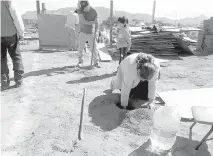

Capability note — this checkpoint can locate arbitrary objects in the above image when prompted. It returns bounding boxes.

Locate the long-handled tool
[90,32,97,66]
[78,88,87,140]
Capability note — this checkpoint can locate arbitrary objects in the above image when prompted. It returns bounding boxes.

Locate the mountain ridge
[22,7,209,26]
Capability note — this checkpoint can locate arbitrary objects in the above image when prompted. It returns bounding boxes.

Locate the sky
[12,0,213,19]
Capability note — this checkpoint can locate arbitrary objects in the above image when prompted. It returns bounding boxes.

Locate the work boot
[14,70,24,88]
[93,60,101,68]
[15,81,23,88]
[94,63,101,68]
[77,62,83,68]
[1,74,10,91]
[1,81,10,91]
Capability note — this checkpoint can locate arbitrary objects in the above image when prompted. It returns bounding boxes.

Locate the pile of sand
[121,108,154,136]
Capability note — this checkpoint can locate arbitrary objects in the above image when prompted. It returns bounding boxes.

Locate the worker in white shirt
[65,10,79,51]
[1,1,25,91]
[110,53,160,110]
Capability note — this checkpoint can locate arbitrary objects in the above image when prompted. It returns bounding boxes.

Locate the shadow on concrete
[128,137,210,156]
[88,93,127,131]
[24,66,77,78]
[66,72,116,84]
[32,49,68,53]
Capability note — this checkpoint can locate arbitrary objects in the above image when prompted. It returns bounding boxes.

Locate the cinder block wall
[196,17,213,53]
[37,14,70,49]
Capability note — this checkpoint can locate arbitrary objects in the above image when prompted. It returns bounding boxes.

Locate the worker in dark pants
[1,1,25,91]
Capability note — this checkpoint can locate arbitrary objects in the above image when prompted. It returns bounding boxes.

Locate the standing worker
[116,16,131,64]
[1,1,25,91]
[65,10,79,51]
[76,0,100,68]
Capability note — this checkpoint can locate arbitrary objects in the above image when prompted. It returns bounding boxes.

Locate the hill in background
[22,7,209,26]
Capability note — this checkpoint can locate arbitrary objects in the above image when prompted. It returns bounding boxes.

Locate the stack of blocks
[196,17,213,53]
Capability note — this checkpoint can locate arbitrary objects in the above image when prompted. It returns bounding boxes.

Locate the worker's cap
[78,0,90,9]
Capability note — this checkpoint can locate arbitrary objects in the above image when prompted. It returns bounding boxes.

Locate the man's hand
[147,103,157,111]
[116,102,128,110]
[146,99,158,111]
[94,30,99,37]
[127,46,131,52]
[18,35,24,41]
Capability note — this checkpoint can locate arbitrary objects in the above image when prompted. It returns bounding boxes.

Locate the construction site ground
[1,40,213,156]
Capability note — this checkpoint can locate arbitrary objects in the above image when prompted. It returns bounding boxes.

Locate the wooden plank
[177,38,197,54]
[97,43,112,62]
[130,31,179,56]
[131,47,175,49]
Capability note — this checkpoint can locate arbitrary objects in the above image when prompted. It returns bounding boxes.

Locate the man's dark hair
[118,17,126,24]
[80,1,89,9]
[74,9,77,13]
[118,16,129,27]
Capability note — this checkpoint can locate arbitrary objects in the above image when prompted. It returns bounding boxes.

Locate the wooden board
[177,38,194,54]
[158,88,213,119]
[97,43,112,62]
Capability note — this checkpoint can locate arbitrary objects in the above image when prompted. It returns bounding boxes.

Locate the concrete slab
[158,88,213,119]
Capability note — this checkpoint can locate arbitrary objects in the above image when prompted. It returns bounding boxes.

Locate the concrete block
[196,30,205,49]
[37,14,70,49]
[203,19,213,33]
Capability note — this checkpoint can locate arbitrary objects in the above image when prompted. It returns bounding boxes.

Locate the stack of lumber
[129,31,181,56]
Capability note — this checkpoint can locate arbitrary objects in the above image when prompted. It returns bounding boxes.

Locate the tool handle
[78,88,87,140]
[91,33,96,66]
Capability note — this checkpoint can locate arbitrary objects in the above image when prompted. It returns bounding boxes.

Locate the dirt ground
[1,40,213,156]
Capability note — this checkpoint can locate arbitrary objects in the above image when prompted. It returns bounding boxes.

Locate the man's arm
[9,1,25,38]
[121,68,133,107]
[148,60,160,104]
[121,82,131,108]
[124,30,131,47]
[94,15,99,33]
